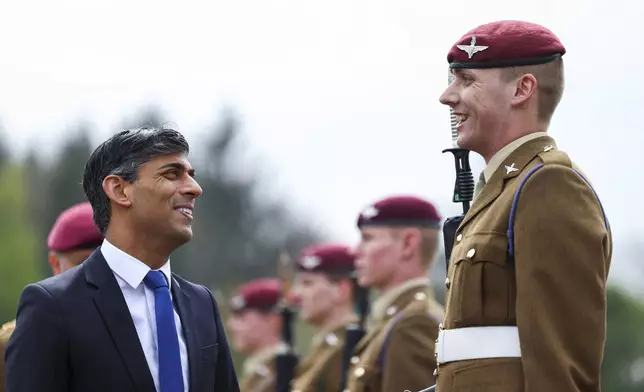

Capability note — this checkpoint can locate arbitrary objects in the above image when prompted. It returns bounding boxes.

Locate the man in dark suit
[5,124,240,392]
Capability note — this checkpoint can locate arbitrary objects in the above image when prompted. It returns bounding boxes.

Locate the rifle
[275,250,299,392]
[418,71,475,392]
[338,271,370,391]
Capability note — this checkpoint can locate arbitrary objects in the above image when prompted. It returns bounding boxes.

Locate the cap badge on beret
[230,295,246,311]
[457,36,489,59]
[360,205,379,219]
[300,255,321,270]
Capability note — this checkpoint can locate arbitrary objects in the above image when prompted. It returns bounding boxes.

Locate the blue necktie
[143,270,184,392]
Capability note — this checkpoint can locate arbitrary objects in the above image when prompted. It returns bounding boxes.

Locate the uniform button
[414,292,427,300]
[456,234,462,242]
[466,248,476,258]
[386,306,397,316]
[351,356,360,365]
[354,367,365,378]
[444,277,450,289]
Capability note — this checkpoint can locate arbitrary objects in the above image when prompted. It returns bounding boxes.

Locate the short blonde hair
[501,57,564,124]
[390,227,440,268]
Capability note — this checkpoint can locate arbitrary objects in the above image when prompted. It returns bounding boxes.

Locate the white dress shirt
[101,239,190,392]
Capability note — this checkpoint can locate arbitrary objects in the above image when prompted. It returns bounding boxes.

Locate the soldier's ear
[400,228,421,261]
[511,73,537,108]
[48,251,61,275]
[102,175,133,208]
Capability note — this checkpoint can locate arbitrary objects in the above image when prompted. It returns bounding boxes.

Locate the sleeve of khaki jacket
[381,314,438,392]
[1,337,6,392]
[514,164,610,391]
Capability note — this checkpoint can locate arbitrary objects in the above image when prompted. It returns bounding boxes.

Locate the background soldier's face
[226,309,277,354]
[292,272,346,325]
[439,68,514,157]
[48,248,95,275]
[124,153,202,245]
[354,227,400,289]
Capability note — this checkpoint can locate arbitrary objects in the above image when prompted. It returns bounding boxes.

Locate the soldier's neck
[319,306,356,332]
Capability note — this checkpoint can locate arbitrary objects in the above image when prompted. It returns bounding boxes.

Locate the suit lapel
[85,250,156,392]
[459,136,557,229]
[172,276,199,392]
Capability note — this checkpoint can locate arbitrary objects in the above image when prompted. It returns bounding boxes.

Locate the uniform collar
[243,342,286,377]
[100,239,173,290]
[310,312,358,348]
[483,132,548,182]
[370,277,430,322]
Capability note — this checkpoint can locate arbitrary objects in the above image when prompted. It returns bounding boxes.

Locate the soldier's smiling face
[439,68,515,159]
[354,227,401,289]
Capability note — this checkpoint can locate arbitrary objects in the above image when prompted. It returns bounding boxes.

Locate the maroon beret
[357,195,442,229]
[229,278,282,313]
[47,202,103,252]
[447,20,565,69]
[296,243,355,274]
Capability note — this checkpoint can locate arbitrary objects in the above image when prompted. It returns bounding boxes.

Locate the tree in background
[0,164,43,323]
[24,124,94,276]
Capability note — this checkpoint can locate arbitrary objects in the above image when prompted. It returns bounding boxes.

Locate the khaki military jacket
[240,343,284,392]
[436,136,612,392]
[0,319,16,392]
[346,278,444,392]
[292,314,358,392]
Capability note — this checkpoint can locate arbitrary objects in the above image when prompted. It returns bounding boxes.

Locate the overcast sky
[1,0,642,291]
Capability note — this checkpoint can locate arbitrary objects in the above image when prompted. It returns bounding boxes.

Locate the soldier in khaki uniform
[227,278,285,392]
[433,20,612,391]
[290,243,358,392]
[0,201,102,392]
[346,195,445,392]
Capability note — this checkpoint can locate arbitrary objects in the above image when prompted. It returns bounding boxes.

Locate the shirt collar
[483,132,548,182]
[100,239,172,290]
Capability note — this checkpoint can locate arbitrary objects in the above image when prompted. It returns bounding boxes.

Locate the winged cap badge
[457,36,489,59]
[360,205,379,219]
[230,295,246,310]
[300,255,321,270]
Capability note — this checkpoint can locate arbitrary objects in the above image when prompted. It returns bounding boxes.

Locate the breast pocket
[201,343,218,362]
[450,233,514,325]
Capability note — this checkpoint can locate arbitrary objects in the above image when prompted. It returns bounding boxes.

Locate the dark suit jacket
[4,248,240,392]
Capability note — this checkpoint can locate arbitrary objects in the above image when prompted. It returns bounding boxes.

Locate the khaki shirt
[240,343,285,392]
[291,314,358,392]
[437,135,612,391]
[0,319,16,392]
[346,278,444,392]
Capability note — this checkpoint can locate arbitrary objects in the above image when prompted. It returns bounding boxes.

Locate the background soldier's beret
[356,195,442,229]
[47,202,103,252]
[447,20,566,69]
[229,278,282,313]
[296,243,355,275]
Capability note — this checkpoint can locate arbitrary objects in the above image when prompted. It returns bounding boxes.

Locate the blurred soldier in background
[290,243,357,392]
[345,195,445,392]
[0,201,102,392]
[227,278,285,392]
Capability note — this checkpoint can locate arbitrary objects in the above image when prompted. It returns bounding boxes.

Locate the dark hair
[82,123,190,234]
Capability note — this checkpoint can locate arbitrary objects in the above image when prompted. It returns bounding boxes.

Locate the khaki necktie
[474,172,486,198]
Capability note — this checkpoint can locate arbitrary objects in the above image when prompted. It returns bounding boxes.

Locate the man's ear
[48,251,61,275]
[102,175,133,208]
[511,73,538,107]
[400,228,421,261]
